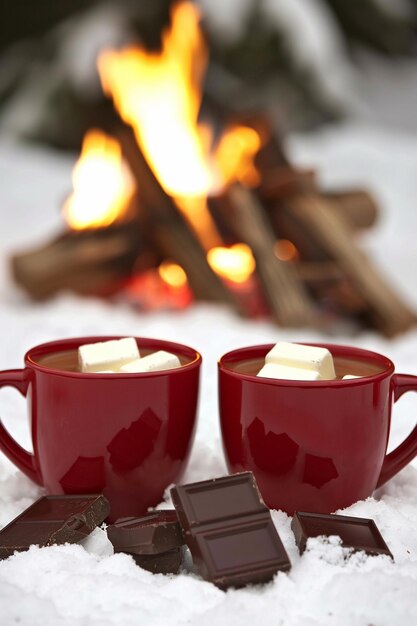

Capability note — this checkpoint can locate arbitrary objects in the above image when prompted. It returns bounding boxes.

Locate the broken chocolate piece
[107,510,185,575]
[0,494,110,560]
[291,511,393,558]
[107,510,183,555]
[171,472,291,589]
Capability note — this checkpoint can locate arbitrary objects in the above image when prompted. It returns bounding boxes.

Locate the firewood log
[215,183,317,327]
[288,192,416,336]
[11,215,154,300]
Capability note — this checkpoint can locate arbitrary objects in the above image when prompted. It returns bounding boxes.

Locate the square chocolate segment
[171,472,267,530]
[107,510,183,555]
[191,517,291,589]
[0,495,110,560]
[291,511,393,558]
[18,496,102,521]
[171,472,291,589]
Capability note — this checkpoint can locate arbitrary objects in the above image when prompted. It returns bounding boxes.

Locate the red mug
[219,343,417,514]
[0,336,201,521]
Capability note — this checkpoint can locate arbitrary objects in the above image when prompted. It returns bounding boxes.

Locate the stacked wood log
[249,115,416,335]
[10,115,416,336]
[11,213,155,299]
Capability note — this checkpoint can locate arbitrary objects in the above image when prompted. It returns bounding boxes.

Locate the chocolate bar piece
[171,472,291,589]
[107,511,183,555]
[107,511,184,575]
[0,495,110,560]
[291,511,393,558]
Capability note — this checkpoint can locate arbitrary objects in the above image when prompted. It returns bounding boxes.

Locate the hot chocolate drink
[36,347,190,372]
[224,354,385,380]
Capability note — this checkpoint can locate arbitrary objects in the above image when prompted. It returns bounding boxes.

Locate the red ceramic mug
[0,336,201,521]
[219,343,417,514]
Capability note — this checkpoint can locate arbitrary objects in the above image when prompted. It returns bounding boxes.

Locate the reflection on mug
[60,456,105,492]
[107,408,162,472]
[302,453,338,488]
[247,417,299,475]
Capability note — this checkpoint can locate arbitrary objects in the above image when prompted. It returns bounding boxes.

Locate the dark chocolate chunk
[107,511,185,575]
[107,510,183,555]
[291,511,393,558]
[171,472,291,589]
[0,494,110,560]
[172,472,267,529]
[131,547,184,575]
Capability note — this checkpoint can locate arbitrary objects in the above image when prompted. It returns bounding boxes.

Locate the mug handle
[0,369,43,485]
[377,373,417,488]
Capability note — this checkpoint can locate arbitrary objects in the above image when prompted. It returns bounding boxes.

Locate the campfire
[11,1,416,336]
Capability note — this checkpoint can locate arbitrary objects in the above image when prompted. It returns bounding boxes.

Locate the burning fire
[63,130,135,230]
[98,1,261,252]
[98,2,217,247]
[99,2,211,199]
[64,1,261,293]
[207,244,255,284]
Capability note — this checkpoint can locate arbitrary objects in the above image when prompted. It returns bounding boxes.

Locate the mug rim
[25,336,202,378]
[218,342,394,386]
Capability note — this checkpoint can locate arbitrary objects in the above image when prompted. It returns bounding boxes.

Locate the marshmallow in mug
[257,362,321,381]
[258,342,336,381]
[265,342,336,379]
[120,351,180,373]
[257,342,362,381]
[78,338,181,374]
[79,338,140,373]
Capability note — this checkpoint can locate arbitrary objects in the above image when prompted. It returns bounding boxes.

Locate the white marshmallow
[265,342,335,380]
[342,374,361,380]
[120,351,181,373]
[257,363,321,381]
[79,337,140,373]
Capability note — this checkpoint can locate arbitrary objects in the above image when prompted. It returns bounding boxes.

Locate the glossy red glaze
[0,337,201,522]
[219,343,417,514]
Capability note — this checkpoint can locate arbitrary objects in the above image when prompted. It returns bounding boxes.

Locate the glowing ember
[207,244,256,284]
[63,130,135,230]
[274,239,299,262]
[125,261,192,310]
[158,261,188,288]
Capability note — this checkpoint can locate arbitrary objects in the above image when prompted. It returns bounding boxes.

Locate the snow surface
[1,124,417,624]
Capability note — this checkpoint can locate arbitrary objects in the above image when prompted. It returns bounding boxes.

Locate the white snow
[1,124,417,624]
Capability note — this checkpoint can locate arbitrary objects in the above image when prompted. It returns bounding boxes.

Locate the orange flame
[207,244,256,284]
[99,4,212,199]
[98,2,220,248]
[63,129,135,230]
[98,1,262,251]
[214,125,261,188]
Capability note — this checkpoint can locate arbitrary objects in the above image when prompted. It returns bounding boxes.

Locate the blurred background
[1,0,417,339]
